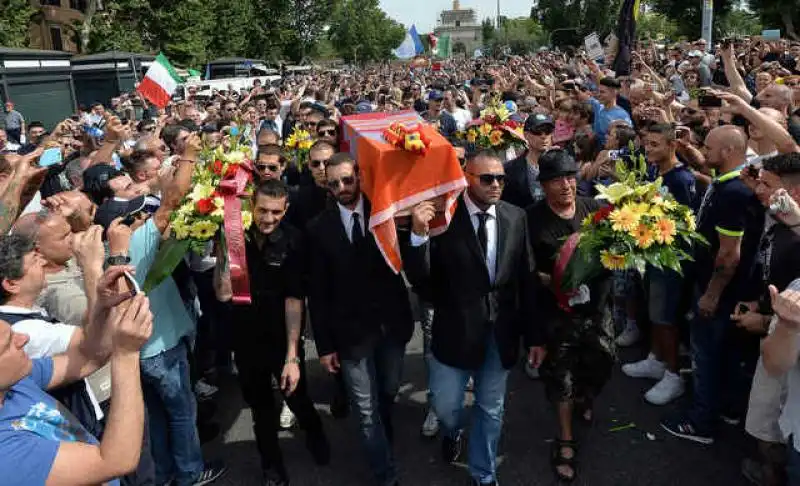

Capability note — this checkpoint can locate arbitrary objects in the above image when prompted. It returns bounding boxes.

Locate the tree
[206,0,258,61]
[635,11,679,41]
[718,6,763,37]
[149,0,214,66]
[485,17,545,54]
[748,0,800,40]
[328,0,405,63]
[532,0,623,45]
[79,0,150,53]
[0,0,37,48]
[650,0,733,39]
[482,18,495,44]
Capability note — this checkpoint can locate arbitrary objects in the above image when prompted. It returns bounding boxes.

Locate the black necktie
[477,212,489,260]
[352,213,364,245]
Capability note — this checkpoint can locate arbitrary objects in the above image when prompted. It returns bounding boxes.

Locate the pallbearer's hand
[410,201,436,237]
[320,353,340,374]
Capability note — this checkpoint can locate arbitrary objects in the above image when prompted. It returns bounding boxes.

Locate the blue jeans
[429,334,509,484]
[340,337,406,486]
[686,294,742,433]
[140,340,204,486]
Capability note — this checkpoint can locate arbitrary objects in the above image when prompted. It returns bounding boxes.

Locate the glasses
[310,158,329,169]
[318,129,337,137]
[327,175,356,190]
[256,164,281,172]
[787,82,800,87]
[467,172,506,186]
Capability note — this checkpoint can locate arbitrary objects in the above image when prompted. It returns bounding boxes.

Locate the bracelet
[104,254,131,269]
[285,357,301,365]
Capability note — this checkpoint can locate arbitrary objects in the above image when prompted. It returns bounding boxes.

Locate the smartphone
[698,95,723,108]
[39,147,63,167]
[608,150,621,161]
[121,207,144,226]
[122,270,141,295]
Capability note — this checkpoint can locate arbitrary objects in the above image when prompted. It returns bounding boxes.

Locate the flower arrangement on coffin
[383,122,432,155]
[143,139,255,301]
[555,153,708,308]
[284,126,314,166]
[463,97,525,151]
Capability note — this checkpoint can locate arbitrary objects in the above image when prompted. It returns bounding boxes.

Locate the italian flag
[137,53,181,108]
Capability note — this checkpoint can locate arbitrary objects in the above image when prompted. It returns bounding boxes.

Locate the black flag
[612,0,640,76]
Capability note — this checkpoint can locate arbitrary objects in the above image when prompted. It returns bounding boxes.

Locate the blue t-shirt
[660,164,698,210]
[129,218,195,359]
[694,170,765,306]
[589,98,633,147]
[0,358,120,486]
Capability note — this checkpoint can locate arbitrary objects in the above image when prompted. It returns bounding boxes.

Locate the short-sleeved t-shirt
[589,98,633,147]
[694,169,765,304]
[660,164,698,210]
[129,218,195,359]
[0,358,119,486]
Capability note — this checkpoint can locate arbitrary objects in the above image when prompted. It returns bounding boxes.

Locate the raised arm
[721,46,753,104]
[153,133,201,234]
[717,90,799,154]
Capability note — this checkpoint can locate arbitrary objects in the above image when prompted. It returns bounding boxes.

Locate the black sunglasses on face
[318,129,337,136]
[310,158,329,169]
[468,172,506,186]
[256,164,281,172]
[327,175,356,190]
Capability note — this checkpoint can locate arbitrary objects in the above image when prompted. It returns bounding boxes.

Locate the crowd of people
[2,33,800,486]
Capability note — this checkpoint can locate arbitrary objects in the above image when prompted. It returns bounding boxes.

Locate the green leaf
[142,238,191,293]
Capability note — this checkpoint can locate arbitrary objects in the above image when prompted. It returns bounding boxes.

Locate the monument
[433,0,482,57]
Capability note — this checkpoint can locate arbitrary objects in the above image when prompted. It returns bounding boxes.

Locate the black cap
[82,164,124,205]
[94,196,147,230]
[538,150,579,182]
[524,113,555,133]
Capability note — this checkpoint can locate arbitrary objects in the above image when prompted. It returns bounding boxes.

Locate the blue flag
[393,25,424,60]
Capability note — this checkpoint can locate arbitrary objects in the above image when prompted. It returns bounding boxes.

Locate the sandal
[551,439,578,483]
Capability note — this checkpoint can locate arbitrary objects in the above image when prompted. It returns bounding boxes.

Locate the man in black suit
[501,113,555,209]
[403,150,546,486]
[306,152,413,486]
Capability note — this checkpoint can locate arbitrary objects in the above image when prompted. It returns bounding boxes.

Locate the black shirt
[757,218,800,312]
[239,222,306,344]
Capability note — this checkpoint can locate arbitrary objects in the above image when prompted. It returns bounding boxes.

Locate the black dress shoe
[306,429,331,465]
[263,469,289,486]
[442,431,464,464]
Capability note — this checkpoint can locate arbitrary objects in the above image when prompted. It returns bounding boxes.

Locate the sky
[379,0,532,33]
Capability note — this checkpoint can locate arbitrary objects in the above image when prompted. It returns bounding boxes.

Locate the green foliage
[650,0,733,39]
[328,0,405,63]
[482,18,495,44]
[0,0,37,47]
[718,7,763,37]
[485,17,546,54]
[747,0,799,40]
[532,0,623,46]
[636,11,679,40]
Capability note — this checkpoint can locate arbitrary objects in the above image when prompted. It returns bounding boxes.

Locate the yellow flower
[171,218,190,240]
[299,140,314,151]
[466,130,478,143]
[653,218,677,245]
[211,197,225,219]
[285,133,297,148]
[225,151,246,163]
[609,205,641,233]
[600,250,627,271]
[595,182,634,204]
[241,210,253,229]
[648,205,665,218]
[684,212,697,231]
[189,183,215,203]
[630,223,655,249]
[662,199,678,210]
[629,202,650,216]
[489,130,504,146]
[479,123,492,136]
[582,214,593,227]
[189,220,219,240]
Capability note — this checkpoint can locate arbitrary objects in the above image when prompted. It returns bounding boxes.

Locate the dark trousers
[97,400,156,486]
[234,343,323,478]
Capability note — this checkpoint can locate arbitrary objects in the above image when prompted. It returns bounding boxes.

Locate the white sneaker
[421,409,440,437]
[279,402,296,429]
[621,354,666,380]
[194,379,219,399]
[615,326,641,347]
[645,371,685,405]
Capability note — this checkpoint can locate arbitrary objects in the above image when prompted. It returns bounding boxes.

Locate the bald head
[12,210,73,266]
[705,125,748,169]
[11,212,48,240]
[757,84,792,112]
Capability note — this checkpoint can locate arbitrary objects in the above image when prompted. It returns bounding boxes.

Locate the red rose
[593,204,614,223]
[195,197,216,215]
[211,160,224,176]
[224,164,239,179]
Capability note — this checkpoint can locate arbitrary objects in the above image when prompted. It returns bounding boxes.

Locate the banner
[394,25,425,60]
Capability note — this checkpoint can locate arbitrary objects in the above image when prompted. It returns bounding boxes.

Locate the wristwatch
[104,254,131,269]
[285,357,301,365]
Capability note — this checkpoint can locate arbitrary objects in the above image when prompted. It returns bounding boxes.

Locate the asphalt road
[202,324,752,486]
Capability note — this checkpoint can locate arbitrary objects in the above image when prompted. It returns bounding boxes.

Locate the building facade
[433,0,482,56]
[28,0,88,53]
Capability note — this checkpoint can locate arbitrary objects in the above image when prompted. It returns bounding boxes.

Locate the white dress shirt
[411,193,498,283]
[338,196,366,243]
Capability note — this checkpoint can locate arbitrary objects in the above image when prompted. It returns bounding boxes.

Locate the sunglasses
[318,129,337,136]
[468,172,506,186]
[256,164,281,172]
[787,82,800,87]
[310,158,329,169]
[327,175,356,190]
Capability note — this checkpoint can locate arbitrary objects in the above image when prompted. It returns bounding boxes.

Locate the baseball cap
[538,150,579,182]
[83,164,125,205]
[524,113,555,133]
[428,90,444,101]
[94,196,147,231]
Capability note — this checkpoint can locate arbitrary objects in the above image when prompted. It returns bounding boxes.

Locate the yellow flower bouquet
[284,126,314,166]
[556,154,707,299]
[463,97,525,151]
[143,137,255,297]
